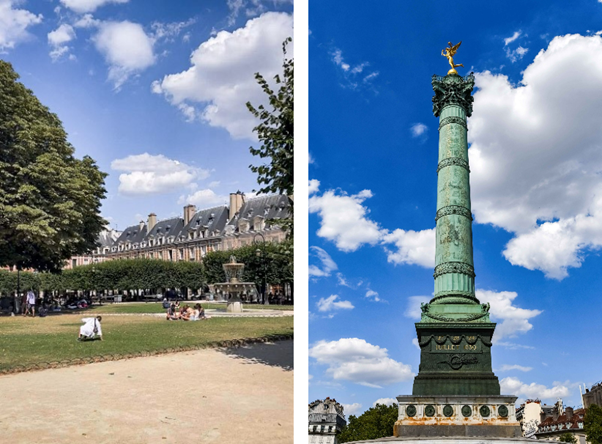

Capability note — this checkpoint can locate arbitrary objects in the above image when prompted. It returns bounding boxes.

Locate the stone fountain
[212,256,257,313]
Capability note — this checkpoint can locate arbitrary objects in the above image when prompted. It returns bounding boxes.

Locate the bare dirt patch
[0,347,292,444]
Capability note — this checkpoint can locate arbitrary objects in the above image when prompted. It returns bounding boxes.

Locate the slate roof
[536,408,585,434]
[180,205,229,239]
[114,224,147,245]
[97,229,121,248]
[147,217,184,240]
[225,194,290,233]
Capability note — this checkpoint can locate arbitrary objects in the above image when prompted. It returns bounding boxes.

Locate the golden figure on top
[441,41,463,75]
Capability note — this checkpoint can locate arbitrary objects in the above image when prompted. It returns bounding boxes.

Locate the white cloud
[308,179,320,195]
[150,18,195,41]
[342,403,362,416]
[373,398,397,407]
[404,296,431,319]
[506,46,529,63]
[504,30,522,46]
[59,0,128,13]
[337,273,352,288]
[476,290,542,342]
[178,189,227,207]
[48,24,75,61]
[365,289,380,302]
[316,295,354,312]
[0,0,42,52]
[329,47,379,89]
[382,228,435,268]
[410,123,427,137]
[500,377,570,401]
[152,12,293,140]
[470,34,602,279]
[308,246,337,278]
[412,338,420,350]
[111,153,209,196]
[499,364,533,372]
[309,338,414,388]
[497,342,535,350]
[73,13,99,29]
[309,189,383,252]
[93,20,155,89]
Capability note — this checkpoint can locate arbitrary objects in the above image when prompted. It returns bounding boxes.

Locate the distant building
[65,192,290,266]
[534,405,587,444]
[516,399,547,437]
[308,398,346,444]
[583,381,602,409]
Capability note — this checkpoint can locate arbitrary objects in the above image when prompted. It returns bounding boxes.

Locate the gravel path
[0,342,293,444]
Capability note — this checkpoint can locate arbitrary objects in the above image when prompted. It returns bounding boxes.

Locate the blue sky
[309,0,602,417]
[0,0,292,231]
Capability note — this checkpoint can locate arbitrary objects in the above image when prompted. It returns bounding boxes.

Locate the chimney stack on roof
[565,407,574,420]
[229,191,245,220]
[148,213,157,232]
[184,204,196,225]
[139,220,145,231]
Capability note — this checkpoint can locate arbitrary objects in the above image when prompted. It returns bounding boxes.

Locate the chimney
[183,204,196,225]
[139,220,145,231]
[148,213,157,232]
[229,191,245,220]
[565,407,574,420]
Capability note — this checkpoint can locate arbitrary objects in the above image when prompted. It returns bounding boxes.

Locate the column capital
[432,73,475,117]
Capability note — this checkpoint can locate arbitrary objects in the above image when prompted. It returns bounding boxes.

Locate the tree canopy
[247,37,293,236]
[338,403,398,443]
[0,60,107,272]
[585,404,602,444]
[558,432,577,443]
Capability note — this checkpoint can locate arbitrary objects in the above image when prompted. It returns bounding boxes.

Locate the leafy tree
[247,37,293,236]
[585,404,602,444]
[0,60,107,272]
[339,404,398,443]
[558,432,577,443]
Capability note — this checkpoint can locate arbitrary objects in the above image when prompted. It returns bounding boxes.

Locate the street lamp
[253,233,268,305]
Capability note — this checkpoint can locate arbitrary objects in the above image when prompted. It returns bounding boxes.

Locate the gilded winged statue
[441,41,463,75]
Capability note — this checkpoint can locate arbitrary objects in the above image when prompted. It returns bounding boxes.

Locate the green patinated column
[412,73,500,396]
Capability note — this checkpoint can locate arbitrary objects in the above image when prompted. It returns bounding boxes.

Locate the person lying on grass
[78,316,103,341]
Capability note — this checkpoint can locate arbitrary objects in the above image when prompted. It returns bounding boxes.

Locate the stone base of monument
[226,300,243,313]
[393,396,521,439]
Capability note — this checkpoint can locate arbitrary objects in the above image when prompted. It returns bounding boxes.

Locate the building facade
[534,406,587,443]
[583,381,602,409]
[64,192,290,268]
[308,398,346,444]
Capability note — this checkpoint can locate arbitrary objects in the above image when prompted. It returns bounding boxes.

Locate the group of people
[164,300,207,321]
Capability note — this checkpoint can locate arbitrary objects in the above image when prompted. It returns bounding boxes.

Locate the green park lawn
[85,302,294,314]
[0,314,293,373]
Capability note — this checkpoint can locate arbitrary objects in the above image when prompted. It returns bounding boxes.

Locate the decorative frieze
[433,262,475,279]
[436,157,470,174]
[432,73,476,117]
[439,116,467,131]
[435,205,473,222]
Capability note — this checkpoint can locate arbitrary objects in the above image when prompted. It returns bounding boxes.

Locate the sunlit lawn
[0,315,293,372]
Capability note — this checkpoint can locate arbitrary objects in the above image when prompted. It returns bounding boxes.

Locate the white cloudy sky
[0,0,293,230]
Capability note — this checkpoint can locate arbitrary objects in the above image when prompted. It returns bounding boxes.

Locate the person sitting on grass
[180,305,192,321]
[190,304,207,321]
[166,303,180,321]
[78,316,103,341]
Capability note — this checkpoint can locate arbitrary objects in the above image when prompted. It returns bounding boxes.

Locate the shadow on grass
[222,339,293,371]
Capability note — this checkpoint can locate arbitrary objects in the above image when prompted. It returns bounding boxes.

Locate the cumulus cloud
[48,24,76,61]
[178,189,227,207]
[316,295,354,312]
[373,398,397,407]
[500,377,570,401]
[0,0,42,52]
[342,403,362,416]
[308,246,337,278]
[308,179,320,195]
[476,290,542,342]
[504,30,522,46]
[60,0,128,13]
[309,338,414,388]
[470,34,602,279]
[309,189,383,252]
[410,123,427,138]
[499,364,533,372]
[93,20,155,89]
[226,0,292,27]
[111,153,210,196]
[382,228,435,268]
[506,46,528,63]
[152,12,293,139]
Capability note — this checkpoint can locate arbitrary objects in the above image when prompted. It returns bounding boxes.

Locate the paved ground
[0,341,293,444]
